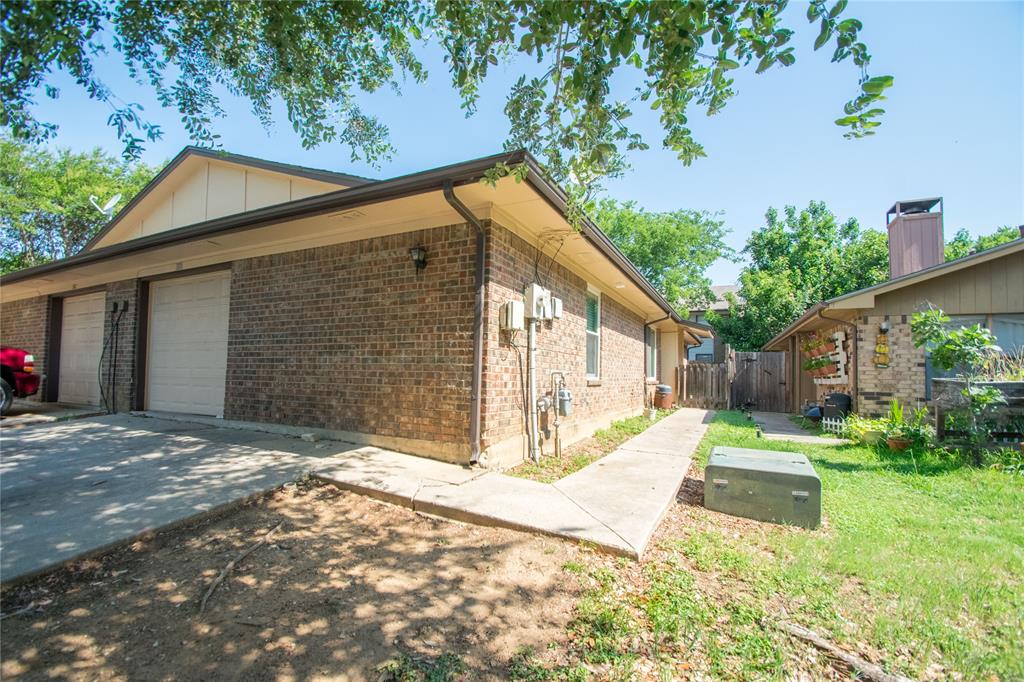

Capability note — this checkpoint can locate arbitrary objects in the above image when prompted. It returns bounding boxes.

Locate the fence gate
[730,351,788,412]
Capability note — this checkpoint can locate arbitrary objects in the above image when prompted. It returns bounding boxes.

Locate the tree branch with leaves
[3,0,892,196]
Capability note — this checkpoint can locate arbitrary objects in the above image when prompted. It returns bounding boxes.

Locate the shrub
[911,307,1007,464]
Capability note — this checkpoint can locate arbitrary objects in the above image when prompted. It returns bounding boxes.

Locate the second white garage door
[58,292,106,406]
[147,271,230,416]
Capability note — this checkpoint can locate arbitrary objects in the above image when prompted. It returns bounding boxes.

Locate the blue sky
[24,1,1023,283]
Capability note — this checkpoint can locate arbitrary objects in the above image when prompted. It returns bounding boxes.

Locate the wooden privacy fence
[677,350,789,412]
[678,359,731,409]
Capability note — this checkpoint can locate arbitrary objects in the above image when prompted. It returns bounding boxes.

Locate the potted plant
[819,340,837,355]
[841,414,887,444]
[881,398,933,452]
[885,422,913,451]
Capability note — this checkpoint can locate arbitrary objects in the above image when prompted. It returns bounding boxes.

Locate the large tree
[944,226,1020,261]
[0,137,156,273]
[593,199,732,315]
[2,1,891,196]
[709,201,888,351]
[713,206,1023,351]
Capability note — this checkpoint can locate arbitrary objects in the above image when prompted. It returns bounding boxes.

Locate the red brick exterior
[2,220,658,466]
[481,222,649,466]
[0,295,51,401]
[224,224,477,461]
[101,280,142,412]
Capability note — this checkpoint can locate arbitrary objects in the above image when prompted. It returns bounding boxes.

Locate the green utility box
[705,446,821,529]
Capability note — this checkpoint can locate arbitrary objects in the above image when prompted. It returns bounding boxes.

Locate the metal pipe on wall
[442,181,486,465]
[527,318,540,462]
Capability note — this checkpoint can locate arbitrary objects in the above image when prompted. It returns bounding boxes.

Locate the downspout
[443,181,486,465]
[644,314,671,409]
[817,309,858,411]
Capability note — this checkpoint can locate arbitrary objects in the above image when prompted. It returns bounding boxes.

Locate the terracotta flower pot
[820,342,836,354]
[886,437,912,451]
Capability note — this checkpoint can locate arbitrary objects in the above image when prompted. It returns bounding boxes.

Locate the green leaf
[719,58,740,70]
[814,23,832,50]
[829,0,848,18]
[861,75,894,94]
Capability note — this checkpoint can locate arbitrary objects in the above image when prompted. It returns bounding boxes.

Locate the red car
[1,346,41,414]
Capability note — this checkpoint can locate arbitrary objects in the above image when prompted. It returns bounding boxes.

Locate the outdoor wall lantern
[409,246,427,271]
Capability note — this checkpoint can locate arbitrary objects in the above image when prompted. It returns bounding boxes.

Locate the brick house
[763,199,1024,415]
[0,147,709,468]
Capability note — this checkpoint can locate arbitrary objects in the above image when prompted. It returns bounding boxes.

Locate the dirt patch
[1,482,581,680]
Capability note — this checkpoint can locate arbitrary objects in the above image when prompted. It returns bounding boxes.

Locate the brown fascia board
[81,146,378,252]
[761,302,830,351]
[3,149,681,322]
[2,149,524,285]
[518,155,683,323]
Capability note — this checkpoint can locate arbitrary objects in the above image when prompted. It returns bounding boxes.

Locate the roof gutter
[443,181,486,466]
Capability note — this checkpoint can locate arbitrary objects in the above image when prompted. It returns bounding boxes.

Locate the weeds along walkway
[315,408,711,558]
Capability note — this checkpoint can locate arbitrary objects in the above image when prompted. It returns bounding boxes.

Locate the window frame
[585,287,601,379]
[645,326,658,380]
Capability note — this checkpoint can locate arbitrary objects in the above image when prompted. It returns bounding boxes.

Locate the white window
[645,327,658,379]
[586,290,601,377]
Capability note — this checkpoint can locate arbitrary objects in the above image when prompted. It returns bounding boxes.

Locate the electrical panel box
[500,300,526,331]
[524,283,552,319]
[551,297,563,319]
[704,446,821,529]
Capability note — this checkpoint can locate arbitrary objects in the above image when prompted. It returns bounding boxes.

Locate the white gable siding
[91,159,346,249]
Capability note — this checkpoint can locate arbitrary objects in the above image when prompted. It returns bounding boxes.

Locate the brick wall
[482,222,648,467]
[100,280,141,412]
[856,314,927,416]
[225,223,477,462]
[0,295,51,401]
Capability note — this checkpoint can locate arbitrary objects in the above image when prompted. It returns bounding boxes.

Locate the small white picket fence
[820,416,845,435]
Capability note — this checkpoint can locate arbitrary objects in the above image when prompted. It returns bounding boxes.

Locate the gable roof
[1,149,688,325]
[82,146,375,252]
[762,236,1024,350]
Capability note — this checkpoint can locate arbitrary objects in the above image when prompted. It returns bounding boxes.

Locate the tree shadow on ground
[0,485,581,680]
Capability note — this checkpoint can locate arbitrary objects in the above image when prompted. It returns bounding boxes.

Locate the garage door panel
[148,271,230,416]
[58,292,105,406]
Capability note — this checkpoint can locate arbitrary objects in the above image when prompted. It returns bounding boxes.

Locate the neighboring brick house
[764,199,1024,415]
[0,147,707,468]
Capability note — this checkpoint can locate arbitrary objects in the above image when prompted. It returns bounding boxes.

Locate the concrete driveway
[0,414,359,584]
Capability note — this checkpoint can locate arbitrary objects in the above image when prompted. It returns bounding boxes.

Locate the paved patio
[2,408,711,584]
[0,415,357,584]
[316,408,712,558]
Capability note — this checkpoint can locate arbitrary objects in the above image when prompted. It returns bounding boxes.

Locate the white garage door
[59,292,106,406]
[147,271,230,416]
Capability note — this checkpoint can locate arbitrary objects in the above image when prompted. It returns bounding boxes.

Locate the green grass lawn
[513,410,1024,680]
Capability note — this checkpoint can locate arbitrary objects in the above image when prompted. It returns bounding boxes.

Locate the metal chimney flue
[886,197,944,279]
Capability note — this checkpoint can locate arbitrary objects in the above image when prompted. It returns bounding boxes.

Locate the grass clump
[377,652,465,682]
[509,409,674,483]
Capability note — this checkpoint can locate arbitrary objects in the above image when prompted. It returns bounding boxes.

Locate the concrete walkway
[316,408,711,558]
[752,411,847,446]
